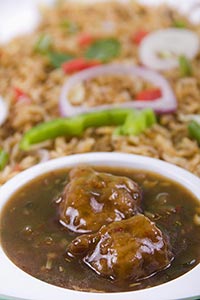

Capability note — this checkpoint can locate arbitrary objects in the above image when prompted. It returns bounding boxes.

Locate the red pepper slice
[136,88,162,101]
[13,87,31,104]
[78,33,94,47]
[62,58,101,74]
[131,30,148,45]
[14,87,27,100]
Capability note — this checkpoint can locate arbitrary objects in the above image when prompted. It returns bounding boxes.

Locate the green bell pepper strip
[20,108,156,151]
[82,108,131,128]
[0,149,9,171]
[113,109,156,136]
[143,108,157,127]
[188,121,200,144]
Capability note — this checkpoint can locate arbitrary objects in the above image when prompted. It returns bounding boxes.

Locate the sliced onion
[0,96,8,126]
[179,114,200,124]
[59,64,177,117]
[139,28,200,70]
[37,149,50,163]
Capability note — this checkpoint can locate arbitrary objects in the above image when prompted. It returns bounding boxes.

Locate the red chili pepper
[135,88,162,101]
[62,58,101,74]
[131,30,148,45]
[78,33,94,47]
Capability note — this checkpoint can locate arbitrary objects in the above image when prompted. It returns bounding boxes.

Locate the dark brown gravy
[0,166,200,292]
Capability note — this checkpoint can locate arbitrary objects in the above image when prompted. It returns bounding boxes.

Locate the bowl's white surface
[0,152,200,300]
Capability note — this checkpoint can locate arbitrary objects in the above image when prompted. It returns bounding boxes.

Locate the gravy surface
[0,166,200,292]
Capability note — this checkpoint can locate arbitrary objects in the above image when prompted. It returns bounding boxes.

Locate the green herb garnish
[47,52,75,68]
[179,55,193,77]
[34,34,52,54]
[188,121,200,144]
[0,149,9,171]
[85,38,121,62]
[60,20,79,34]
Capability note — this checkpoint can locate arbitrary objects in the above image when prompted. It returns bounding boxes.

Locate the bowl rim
[0,152,200,300]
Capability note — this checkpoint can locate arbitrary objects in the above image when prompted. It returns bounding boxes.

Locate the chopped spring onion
[179,55,193,77]
[85,38,121,62]
[60,20,79,34]
[188,121,200,144]
[34,34,52,54]
[0,149,9,171]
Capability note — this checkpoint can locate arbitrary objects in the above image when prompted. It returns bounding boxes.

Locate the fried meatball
[67,214,173,281]
[59,166,142,233]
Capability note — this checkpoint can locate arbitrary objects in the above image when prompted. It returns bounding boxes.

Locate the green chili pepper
[47,52,75,68]
[20,108,156,151]
[179,55,192,77]
[188,121,200,144]
[85,38,121,62]
[34,34,53,54]
[0,149,9,171]
[173,20,186,28]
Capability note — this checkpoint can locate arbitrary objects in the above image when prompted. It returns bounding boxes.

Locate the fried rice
[0,0,200,185]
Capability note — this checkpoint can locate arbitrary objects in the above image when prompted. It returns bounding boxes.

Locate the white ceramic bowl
[0,152,200,300]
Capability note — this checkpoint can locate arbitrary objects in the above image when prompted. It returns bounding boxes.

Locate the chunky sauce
[0,166,200,292]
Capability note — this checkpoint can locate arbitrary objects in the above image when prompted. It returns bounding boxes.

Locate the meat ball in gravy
[59,166,142,233]
[67,214,173,282]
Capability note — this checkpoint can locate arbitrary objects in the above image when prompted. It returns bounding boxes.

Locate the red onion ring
[59,64,177,117]
[0,96,8,126]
